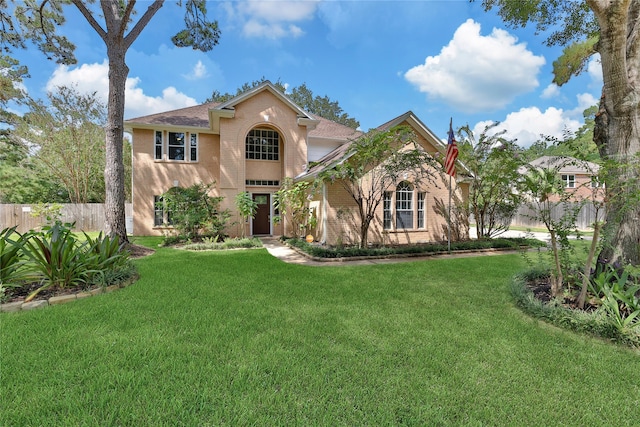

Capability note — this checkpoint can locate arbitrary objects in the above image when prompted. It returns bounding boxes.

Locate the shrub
[0,227,32,288]
[161,182,230,242]
[19,222,96,301]
[283,237,542,259]
[512,269,639,348]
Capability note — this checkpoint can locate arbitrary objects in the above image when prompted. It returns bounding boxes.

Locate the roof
[125,101,220,128]
[297,110,471,180]
[522,156,600,175]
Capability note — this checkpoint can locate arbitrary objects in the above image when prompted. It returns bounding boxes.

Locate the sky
[10,0,603,147]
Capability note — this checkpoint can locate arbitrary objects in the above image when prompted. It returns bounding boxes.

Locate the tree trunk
[590,0,640,267]
[578,221,601,309]
[103,43,129,243]
[549,229,564,297]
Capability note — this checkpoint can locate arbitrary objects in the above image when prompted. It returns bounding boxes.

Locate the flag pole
[448,173,452,253]
[445,117,457,254]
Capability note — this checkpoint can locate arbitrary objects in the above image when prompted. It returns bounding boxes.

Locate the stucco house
[124,81,468,245]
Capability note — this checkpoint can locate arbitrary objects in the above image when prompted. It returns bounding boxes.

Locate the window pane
[168,132,185,160]
[396,211,413,229]
[190,133,197,162]
[155,131,163,160]
[245,128,279,160]
[154,196,163,226]
[383,192,392,230]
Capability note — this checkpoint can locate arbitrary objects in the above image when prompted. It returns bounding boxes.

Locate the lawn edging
[0,274,139,313]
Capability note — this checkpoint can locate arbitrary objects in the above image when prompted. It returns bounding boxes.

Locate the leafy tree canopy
[206,77,360,129]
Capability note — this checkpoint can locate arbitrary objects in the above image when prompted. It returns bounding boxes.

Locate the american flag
[444,118,458,177]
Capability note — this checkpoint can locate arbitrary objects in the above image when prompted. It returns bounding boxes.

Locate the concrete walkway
[260,237,527,267]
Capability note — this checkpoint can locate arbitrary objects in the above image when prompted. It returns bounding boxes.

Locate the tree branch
[70,0,106,40]
[123,0,164,50]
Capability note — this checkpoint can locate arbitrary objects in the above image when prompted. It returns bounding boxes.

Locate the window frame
[190,133,198,162]
[417,192,426,229]
[383,191,392,230]
[154,130,198,162]
[561,174,575,188]
[246,128,280,161]
[395,181,414,230]
[154,130,163,160]
[168,131,186,161]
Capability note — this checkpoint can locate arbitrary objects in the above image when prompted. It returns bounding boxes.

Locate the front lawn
[1,241,638,425]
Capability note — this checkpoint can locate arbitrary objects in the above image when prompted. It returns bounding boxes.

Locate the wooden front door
[252,193,271,235]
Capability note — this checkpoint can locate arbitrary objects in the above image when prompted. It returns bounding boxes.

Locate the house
[124,81,469,245]
[521,156,604,202]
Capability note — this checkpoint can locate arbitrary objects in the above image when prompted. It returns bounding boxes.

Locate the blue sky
[12,0,602,147]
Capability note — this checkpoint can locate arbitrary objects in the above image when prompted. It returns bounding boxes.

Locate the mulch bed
[3,244,153,304]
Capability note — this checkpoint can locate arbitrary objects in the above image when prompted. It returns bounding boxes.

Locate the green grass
[1,242,638,426]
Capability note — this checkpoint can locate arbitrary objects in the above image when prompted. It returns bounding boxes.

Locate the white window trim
[189,133,198,162]
[154,130,163,161]
[561,174,575,188]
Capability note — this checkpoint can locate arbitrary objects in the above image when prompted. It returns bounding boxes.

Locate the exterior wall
[217,90,308,237]
[320,172,467,246]
[133,90,309,237]
[315,119,470,246]
[132,129,219,236]
[548,173,605,202]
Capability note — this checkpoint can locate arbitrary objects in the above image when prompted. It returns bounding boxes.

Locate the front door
[252,193,271,235]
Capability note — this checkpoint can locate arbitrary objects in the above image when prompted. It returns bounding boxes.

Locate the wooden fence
[0,204,133,234]
[510,202,603,230]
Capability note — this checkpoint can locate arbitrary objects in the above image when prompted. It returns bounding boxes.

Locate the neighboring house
[124,81,468,245]
[520,156,604,202]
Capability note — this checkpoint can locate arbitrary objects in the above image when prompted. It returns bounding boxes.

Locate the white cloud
[45,61,197,119]
[541,84,560,99]
[473,106,581,147]
[588,54,603,85]
[182,60,208,80]
[226,0,317,39]
[404,19,545,113]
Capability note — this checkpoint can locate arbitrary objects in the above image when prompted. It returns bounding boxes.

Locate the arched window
[246,128,280,160]
[395,181,413,229]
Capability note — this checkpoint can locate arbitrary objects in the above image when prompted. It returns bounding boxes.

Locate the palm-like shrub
[20,222,96,302]
[0,227,32,288]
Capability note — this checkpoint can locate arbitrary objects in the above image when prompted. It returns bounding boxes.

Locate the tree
[207,79,360,129]
[519,163,583,298]
[273,178,317,238]
[288,83,360,129]
[481,0,640,266]
[457,122,523,239]
[3,0,221,243]
[319,126,438,248]
[235,191,258,238]
[13,86,107,203]
[161,182,229,241]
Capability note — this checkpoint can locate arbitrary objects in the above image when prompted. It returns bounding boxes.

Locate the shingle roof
[523,156,600,175]
[125,102,221,128]
[308,114,362,140]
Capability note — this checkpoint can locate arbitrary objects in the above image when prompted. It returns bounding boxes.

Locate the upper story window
[155,131,163,160]
[168,132,186,160]
[154,131,198,162]
[246,128,279,161]
[561,174,575,188]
